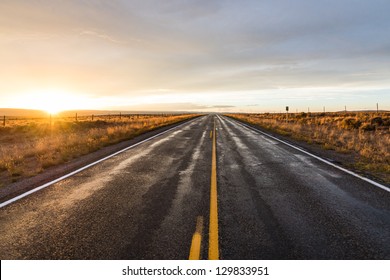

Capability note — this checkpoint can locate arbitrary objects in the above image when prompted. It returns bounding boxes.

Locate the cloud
[211,105,236,109]
[0,0,389,111]
[78,30,126,45]
[109,102,214,111]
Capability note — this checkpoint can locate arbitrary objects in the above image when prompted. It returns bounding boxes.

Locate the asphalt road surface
[0,115,389,259]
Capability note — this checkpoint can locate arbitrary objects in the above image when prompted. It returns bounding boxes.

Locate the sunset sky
[1,0,389,113]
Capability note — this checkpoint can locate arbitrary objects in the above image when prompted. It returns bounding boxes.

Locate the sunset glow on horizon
[1,0,389,113]
[6,89,96,115]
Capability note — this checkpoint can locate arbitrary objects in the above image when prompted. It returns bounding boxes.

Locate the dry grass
[226,112,390,183]
[0,114,198,187]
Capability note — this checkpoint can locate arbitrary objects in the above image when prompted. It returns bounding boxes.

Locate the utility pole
[377,103,379,113]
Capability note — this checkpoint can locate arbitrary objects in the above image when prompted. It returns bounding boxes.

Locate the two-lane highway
[0,114,389,259]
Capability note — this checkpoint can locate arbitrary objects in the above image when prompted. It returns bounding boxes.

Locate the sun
[41,95,65,115]
[16,89,88,114]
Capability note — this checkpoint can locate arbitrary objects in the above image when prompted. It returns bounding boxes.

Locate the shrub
[371,117,383,127]
[341,118,361,129]
[360,123,376,132]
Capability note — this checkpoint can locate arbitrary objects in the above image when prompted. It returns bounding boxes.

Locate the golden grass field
[0,113,197,188]
[226,112,390,184]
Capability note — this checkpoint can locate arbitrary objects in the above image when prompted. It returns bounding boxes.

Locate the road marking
[189,216,204,260]
[220,115,390,194]
[0,117,203,209]
[209,119,220,260]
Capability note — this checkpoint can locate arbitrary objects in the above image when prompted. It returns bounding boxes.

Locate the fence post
[285,106,289,123]
[76,113,78,122]
[3,115,5,127]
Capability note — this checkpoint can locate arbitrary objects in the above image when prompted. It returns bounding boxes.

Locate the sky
[0,0,389,113]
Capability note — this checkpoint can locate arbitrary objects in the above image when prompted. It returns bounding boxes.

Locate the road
[0,115,389,259]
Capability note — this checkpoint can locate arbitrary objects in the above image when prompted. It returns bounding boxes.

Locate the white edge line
[0,117,201,209]
[219,115,390,193]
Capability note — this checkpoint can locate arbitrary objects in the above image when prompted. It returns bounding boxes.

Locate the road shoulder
[0,117,200,203]
[225,115,389,187]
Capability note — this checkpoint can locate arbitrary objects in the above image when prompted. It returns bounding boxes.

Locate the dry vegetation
[227,112,390,183]
[0,114,198,187]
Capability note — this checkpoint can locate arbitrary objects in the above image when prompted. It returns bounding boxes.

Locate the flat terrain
[0,115,389,259]
[0,113,196,187]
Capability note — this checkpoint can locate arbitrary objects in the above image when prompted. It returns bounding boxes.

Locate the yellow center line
[189,216,204,260]
[209,119,219,260]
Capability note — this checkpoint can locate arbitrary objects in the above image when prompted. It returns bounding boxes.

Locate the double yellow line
[189,119,219,260]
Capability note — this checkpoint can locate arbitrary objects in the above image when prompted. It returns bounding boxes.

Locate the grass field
[226,112,390,184]
[0,113,198,188]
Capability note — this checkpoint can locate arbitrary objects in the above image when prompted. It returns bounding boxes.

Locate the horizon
[1,107,389,118]
[1,1,389,113]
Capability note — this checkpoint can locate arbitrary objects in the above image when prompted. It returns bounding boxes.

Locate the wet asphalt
[0,115,389,259]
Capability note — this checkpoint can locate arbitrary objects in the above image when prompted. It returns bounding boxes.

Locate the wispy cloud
[78,30,126,45]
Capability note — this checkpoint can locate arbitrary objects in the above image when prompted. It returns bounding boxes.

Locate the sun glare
[15,89,89,114]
